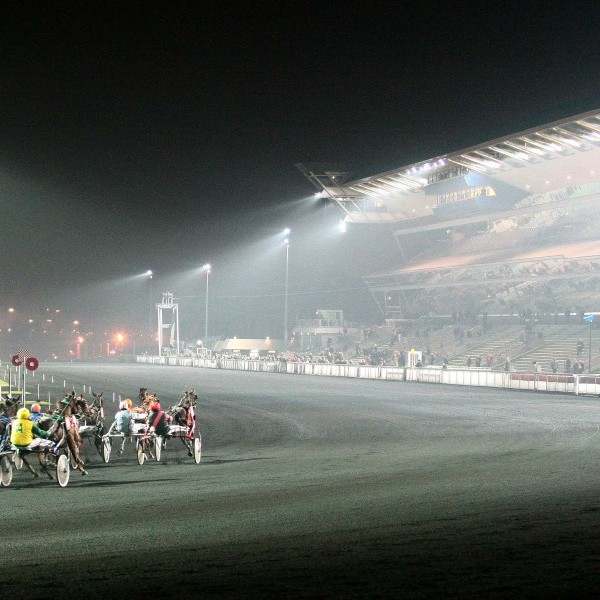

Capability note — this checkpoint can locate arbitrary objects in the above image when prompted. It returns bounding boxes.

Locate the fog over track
[4,363,600,598]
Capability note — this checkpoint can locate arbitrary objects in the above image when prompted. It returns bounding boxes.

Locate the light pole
[283,229,290,349]
[146,270,153,336]
[202,264,211,342]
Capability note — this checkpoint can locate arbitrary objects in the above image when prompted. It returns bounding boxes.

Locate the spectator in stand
[504,357,511,372]
[467,357,472,368]
[565,358,572,374]
[576,339,584,356]
[475,356,481,368]
[550,358,558,373]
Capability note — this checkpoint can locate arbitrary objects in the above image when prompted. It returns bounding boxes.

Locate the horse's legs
[67,433,88,475]
[20,454,42,478]
[36,453,53,479]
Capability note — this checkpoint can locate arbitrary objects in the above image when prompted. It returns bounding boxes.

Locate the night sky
[1,2,600,345]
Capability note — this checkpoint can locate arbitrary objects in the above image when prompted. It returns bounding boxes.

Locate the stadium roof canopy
[299,108,600,322]
[298,108,600,235]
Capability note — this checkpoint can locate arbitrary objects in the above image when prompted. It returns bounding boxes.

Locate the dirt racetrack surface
[3,363,600,598]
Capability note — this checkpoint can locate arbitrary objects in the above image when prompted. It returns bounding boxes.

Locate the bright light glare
[283,227,291,235]
[338,220,347,233]
[146,270,153,278]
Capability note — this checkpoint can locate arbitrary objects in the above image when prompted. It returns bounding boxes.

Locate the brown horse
[73,392,105,455]
[138,388,158,412]
[165,389,199,458]
[74,392,104,423]
[0,394,22,452]
[38,392,88,475]
[166,389,197,426]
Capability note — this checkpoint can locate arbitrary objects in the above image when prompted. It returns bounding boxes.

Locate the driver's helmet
[17,407,30,420]
[125,399,133,409]
[31,403,42,413]
[150,402,161,412]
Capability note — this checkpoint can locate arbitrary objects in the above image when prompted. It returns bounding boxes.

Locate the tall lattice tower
[156,292,180,356]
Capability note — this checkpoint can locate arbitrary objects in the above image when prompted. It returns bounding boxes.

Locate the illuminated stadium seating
[300,109,600,322]
[300,109,600,370]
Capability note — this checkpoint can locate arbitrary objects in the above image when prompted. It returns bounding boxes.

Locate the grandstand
[299,108,600,371]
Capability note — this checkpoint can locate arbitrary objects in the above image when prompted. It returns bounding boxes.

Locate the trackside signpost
[10,349,39,406]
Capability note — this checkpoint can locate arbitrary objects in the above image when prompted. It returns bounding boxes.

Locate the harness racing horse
[0,395,22,452]
[37,392,88,475]
[166,389,198,426]
[138,388,158,412]
[165,389,200,458]
[74,392,105,456]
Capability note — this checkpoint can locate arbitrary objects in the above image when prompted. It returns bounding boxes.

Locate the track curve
[4,363,600,598]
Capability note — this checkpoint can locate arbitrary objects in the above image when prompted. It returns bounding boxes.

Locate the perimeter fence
[136,355,600,396]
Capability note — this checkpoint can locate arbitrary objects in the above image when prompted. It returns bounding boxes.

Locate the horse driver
[11,407,56,470]
[115,401,134,435]
[147,401,170,438]
[30,403,45,422]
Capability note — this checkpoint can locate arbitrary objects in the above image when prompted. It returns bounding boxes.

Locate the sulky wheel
[56,454,70,487]
[193,434,202,464]
[0,455,13,487]
[14,453,23,470]
[137,441,145,465]
[102,437,111,463]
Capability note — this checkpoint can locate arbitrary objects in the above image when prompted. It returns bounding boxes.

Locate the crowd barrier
[136,355,406,381]
[135,355,600,396]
